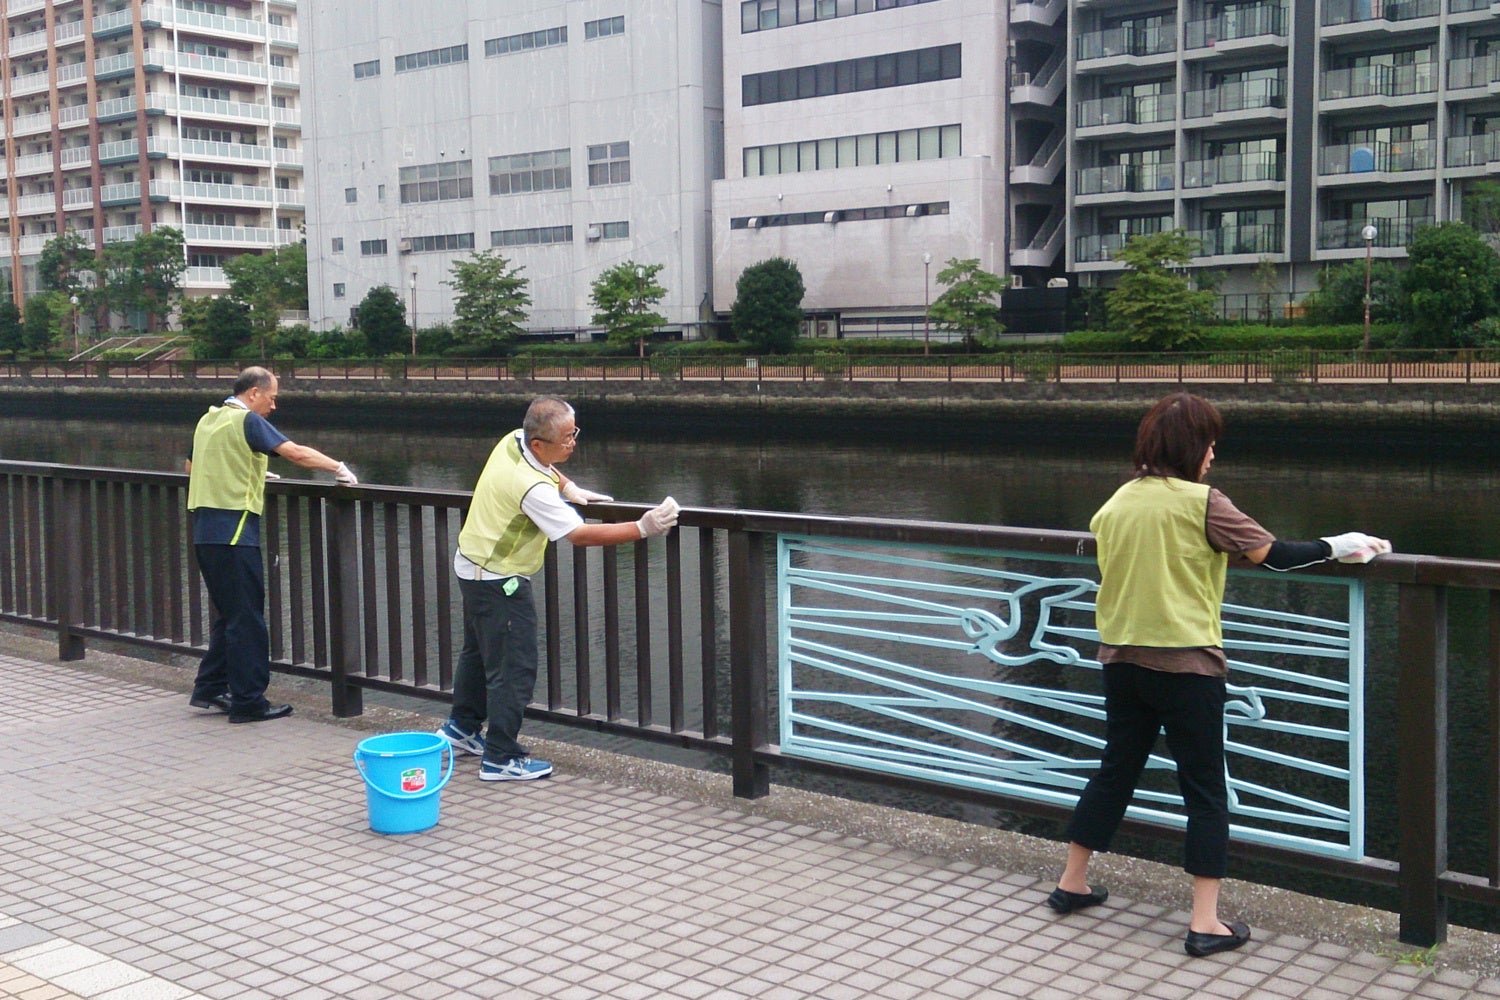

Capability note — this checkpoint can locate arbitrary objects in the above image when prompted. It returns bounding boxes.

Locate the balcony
[182,224,303,249]
[1011,0,1065,26]
[1321,63,1436,102]
[1182,151,1284,189]
[1077,93,1176,130]
[1076,23,1176,65]
[1324,0,1440,26]
[1189,222,1285,257]
[1317,215,1432,250]
[1184,3,1287,52]
[1183,78,1286,119]
[1319,139,1436,178]
[1076,161,1175,198]
[1448,52,1500,91]
[1446,132,1500,170]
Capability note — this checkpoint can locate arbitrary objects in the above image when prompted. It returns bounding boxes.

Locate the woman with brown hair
[1047,392,1390,957]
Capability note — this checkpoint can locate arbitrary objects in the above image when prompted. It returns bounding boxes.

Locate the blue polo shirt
[189,400,289,546]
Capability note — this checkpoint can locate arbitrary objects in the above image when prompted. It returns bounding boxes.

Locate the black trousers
[191,543,271,714]
[450,575,539,763]
[1064,662,1231,878]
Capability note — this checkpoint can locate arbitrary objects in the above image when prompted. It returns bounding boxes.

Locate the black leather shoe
[229,703,293,724]
[1045,885,1109,914]
[1185,920,1251,957]
[189,694,232,713]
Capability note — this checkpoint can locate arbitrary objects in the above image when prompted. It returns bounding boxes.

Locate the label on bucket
[400,767,427,793]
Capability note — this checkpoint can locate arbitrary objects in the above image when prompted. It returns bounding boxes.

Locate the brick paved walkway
[1,644,1497,1000]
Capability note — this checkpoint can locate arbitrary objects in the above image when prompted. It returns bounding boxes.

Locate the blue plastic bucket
[353,732,454,835]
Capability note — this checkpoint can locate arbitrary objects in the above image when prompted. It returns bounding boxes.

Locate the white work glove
[265,470,281,480]
[561,482,614,505]
[635,496,680,538]
[1321,531,1392,564]
[334,462,359,486]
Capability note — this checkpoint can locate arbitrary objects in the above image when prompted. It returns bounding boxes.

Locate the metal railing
[1,461,1498,945]
[7,350,1500,384]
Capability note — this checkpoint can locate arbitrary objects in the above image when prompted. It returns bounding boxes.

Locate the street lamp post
[1360,224,1377,352]
[69,295,80,358]
[922,252,932,356]
[408,270,417,355]
[634,264,646,358]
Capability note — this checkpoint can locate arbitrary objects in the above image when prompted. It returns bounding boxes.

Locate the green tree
[21,292,65,353]
[445,250,531,352]
[1463,179,1500,237]
[1107,230,1216,350]
[730,257,804,354]
[37,231,95,297]
[99,227,187,331]
[927,258,1007,349]
[0,299,22,357]
[182,296,253,359]
[224,242,309,357]
[1300,259,1404,326]
[353,285,408,356]
[1402,221,1500,348]
[590,260,666,356]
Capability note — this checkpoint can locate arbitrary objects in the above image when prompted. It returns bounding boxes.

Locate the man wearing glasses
[437,395,679,781]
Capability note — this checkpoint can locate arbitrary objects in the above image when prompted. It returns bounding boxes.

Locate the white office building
[300,0,722,333]
[0,0,303,305]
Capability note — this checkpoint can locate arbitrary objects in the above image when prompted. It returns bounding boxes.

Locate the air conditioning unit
[905,204,923,217]
[1009,273,1025,289]
[746,216,761,229]
[1047,277,1070,289]
[586,224,602,240]
[823,211,839,224]
[398,239,411,254]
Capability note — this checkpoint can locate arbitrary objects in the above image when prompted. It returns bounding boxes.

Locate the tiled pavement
[2,644,1499,1000]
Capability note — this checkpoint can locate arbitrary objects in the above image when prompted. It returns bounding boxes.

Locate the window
[179,84,229,100]
[594,220,629,239]
[333,283,345,298]
[740,0,940,33]
[742,44,960,107]
[584,16,625,39]
[178,0,230,13]
[187,169,236,185]
[187,210,237,226]
[587,142,630,186]
[345,187,357,203]
[354,59,380,79]
[492,225,573,247]
[270,54,288,68]
[183,126,235,143]
[394,44,468,73]
[188,252,226,268]
[377,184,386,201]
[331,237,344,253]
[729,201,949,229]
[490,148,571,194]
[360,239,388,256]
[179,40,230,59]
[743,124,959,176]
[485,26,566,56]
[399,160,473,203]
[405,233,476,253]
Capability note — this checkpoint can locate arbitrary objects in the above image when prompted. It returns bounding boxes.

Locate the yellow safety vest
[187,406,268,522]
[457,431,558,577]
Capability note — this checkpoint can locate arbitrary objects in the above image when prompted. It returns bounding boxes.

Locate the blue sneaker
[436,721,484,756]
[480,757,553,782]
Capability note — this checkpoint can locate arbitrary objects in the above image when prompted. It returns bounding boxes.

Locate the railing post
[1397,581,1448,946]
[51,477,86,661]
[325,494,364,717]
[728,526,769,798]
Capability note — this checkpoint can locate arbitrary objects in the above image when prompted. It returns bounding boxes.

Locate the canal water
[4,397,1499,926]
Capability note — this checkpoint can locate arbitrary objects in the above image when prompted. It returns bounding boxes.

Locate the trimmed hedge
[1061,323,1402,354]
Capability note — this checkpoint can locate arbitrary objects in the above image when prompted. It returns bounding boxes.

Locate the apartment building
[1067,0,1500,300]
[1,0,302,304]
[300,1,721,332]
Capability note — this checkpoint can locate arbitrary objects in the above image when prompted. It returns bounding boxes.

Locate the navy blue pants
[450,576,539,763]
[191,543,272,715]
[1064,662,1231,878]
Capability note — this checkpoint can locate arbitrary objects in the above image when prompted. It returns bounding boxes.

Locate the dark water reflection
[4,398,1499,926]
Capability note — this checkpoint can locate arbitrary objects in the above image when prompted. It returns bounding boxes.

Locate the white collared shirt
[453,430,585,581]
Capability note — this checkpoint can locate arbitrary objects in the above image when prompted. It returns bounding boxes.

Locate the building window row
[394,44,468,74]
[490,149,571,195]
[492,225,574,247]
[485,26,567,57]
[742,44,960,107]
[741,0,940,34]
[585,16,626,39]
[728,201,949,229]
[399,160,473,204]
[360,239,387,256]
[353,59,380,79]
[407,233,476,253]
[744,123,960,177]
[587,142,630,186]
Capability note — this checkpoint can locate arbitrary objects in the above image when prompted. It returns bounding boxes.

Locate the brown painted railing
[2,460,1498,945]
[3,348,1500,384]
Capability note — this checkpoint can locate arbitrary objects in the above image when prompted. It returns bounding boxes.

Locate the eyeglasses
[538,427,580,445]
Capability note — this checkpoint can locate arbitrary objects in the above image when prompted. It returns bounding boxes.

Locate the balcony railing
[1185,3,1288,48]
[1076,23,1176,60]
[1447,132,1500,167]
[1322,62,1436,100]
[1076,93,1176,128]
[1076,161,1175,196]
[1319,139,1436,176]
[1318,216,1433,249]
[1182,151,1284,187]
[1183,77,1286,117]
[2,459,1497,947]
[1189,221,1285,255]
[1324,0,1440,24]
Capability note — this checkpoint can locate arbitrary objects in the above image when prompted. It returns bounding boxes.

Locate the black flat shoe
[190,694,231,713]
[1046,885,1109,914]
[1184,920,1251,957]
[229,703,293,724]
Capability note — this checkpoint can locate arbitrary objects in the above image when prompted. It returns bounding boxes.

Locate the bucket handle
[354,743,455,801]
